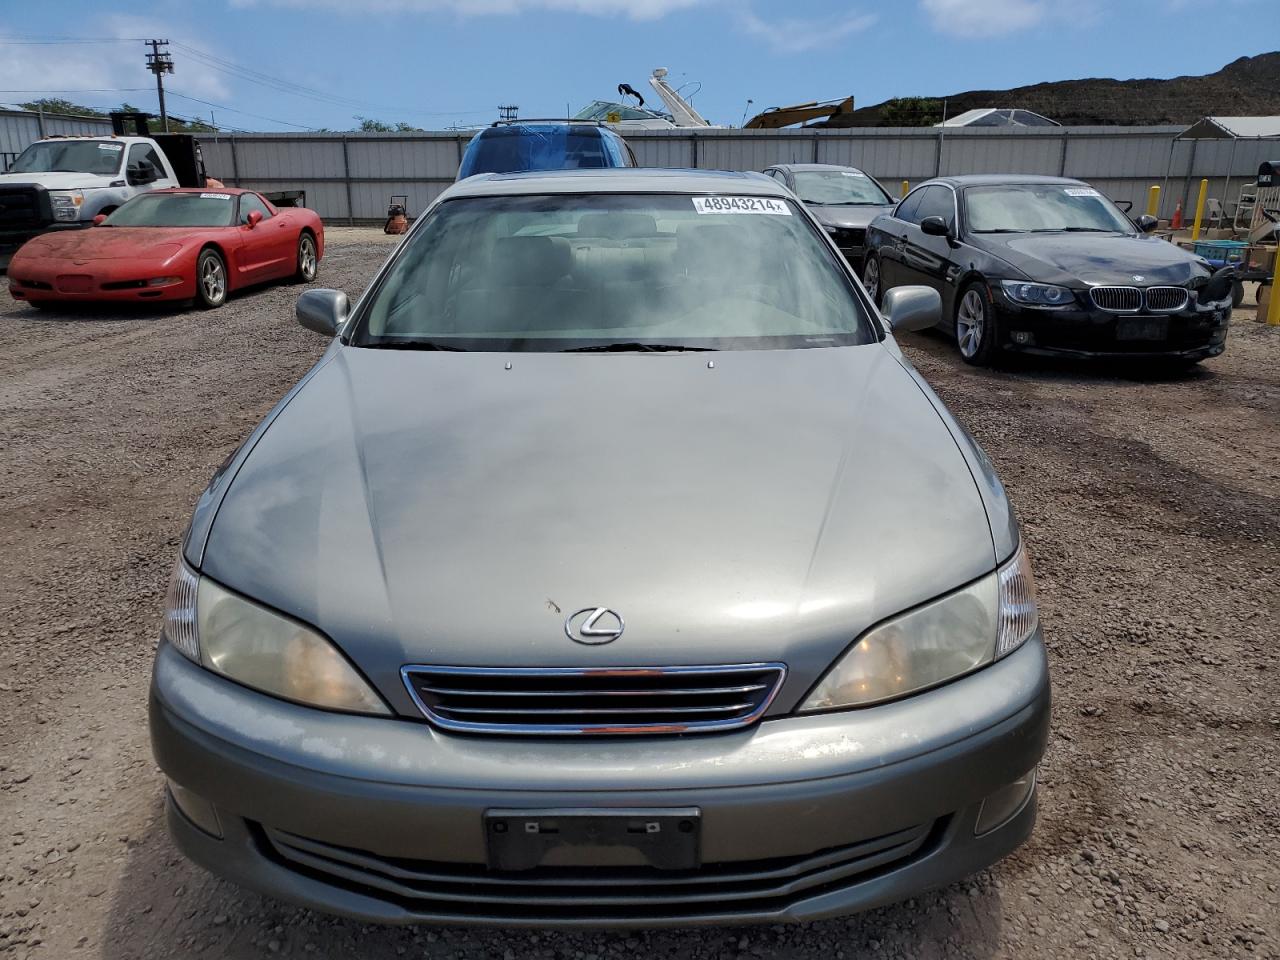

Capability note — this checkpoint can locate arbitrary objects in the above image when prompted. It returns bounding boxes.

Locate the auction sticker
[1064,188,1101,198]
[97,143,123,151]
[200,193,233,200]
[841,171,867,178]
[693,196,791,215]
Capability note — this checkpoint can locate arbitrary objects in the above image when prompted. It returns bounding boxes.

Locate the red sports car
[7,188,324,309]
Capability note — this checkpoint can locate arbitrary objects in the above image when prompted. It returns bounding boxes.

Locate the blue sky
[0,0,1274,131]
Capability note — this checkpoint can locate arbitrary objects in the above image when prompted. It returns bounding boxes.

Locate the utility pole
[145,39,174,132]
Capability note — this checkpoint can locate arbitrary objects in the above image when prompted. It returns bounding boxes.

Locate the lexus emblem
[565,607,625,645]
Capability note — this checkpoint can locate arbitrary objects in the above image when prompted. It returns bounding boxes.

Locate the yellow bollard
[1146,185,1160,218]
[1269,252,1280,326]
[1190,178,1209,241]
[902,180,909,199]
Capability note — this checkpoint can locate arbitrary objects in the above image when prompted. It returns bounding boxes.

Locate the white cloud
[228,0,708,19]
[920,0,1047,36]
[0,19,229,118]
[738,9,877,54]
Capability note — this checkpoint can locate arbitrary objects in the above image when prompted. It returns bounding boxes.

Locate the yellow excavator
[744,97,856,130]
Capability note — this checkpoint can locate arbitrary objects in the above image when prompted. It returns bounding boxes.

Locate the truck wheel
[293,232,318,283]
[195,249,227,309]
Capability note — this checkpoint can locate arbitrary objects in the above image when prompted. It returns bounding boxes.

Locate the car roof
[927,174,1086,188]
[768,163,868,174]
[150,187,256,196]
[445,168,785,199]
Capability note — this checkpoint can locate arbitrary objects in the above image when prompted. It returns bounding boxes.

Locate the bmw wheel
[955,282,1001,367]
[294,232,318,283]
[196,249,228,310]
[862,254,882,307]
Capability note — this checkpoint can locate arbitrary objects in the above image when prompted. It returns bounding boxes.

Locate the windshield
[792,170,892,206]
[104,192,234,227]
[10,140,125,175]
[353,193,875,352]
[458,127,627,179]
[964,184,1134,234]
[574,101,665,122]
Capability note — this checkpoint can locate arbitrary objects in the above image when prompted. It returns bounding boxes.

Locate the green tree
[355,116,425,132]
[19,97,105,117]
[877,97,945,127]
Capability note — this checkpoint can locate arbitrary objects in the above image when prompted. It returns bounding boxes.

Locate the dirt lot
[1,229,1277,960]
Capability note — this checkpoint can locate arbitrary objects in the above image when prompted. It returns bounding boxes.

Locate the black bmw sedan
[862,175,1233,366]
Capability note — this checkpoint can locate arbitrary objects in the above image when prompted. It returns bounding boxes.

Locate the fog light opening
[1011,331,1035,346]
[168,781,223,839]
[975,769,1037,836]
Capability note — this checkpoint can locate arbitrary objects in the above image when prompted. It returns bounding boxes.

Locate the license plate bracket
[485,808,701,871]
[1116,317,1169,341]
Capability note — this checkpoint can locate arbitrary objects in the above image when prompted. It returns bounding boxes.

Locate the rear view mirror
[297,289,350,337]
[1135,214,1159,234]
[920,216,950,238]
[882,286,941,333]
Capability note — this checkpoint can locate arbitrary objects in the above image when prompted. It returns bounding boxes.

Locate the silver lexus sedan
[150,168,1050,927]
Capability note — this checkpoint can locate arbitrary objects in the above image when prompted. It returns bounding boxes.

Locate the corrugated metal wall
[196,126,1278,223]
[0,109,115,166]
[5,109,1271,224]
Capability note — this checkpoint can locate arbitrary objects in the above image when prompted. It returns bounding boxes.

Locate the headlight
[800,543,1038,712]
[49,190,84,221]
[162,559,389,715]
[999,280,1075,308]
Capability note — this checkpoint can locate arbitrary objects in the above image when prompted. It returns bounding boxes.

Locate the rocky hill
[826,53,1280,127]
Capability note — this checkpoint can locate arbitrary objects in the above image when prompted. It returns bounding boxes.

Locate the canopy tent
[1162,117,1280,222]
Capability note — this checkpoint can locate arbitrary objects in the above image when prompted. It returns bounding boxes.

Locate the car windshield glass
[104,192,234,227]
[459,127,616,178]
[792,171,892,206]
[9,140,125,175]
[965,184,1133,234]
[353,193,875,352]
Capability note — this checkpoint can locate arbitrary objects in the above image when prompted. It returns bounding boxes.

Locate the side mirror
[93,214,108,226]
[127,161,157,185]
[920,216,951,238]
[246,209,264,228]
[1135,214,1159,234]
[297,288,350,337]
[882,285,941,334]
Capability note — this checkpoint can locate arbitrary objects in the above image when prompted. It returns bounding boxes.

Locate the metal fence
[195,126,1278,224]
[2,107,1272,222]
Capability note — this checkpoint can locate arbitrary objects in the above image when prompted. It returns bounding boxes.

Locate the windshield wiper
[366,338,469,352]
[975,228,1030,234]
[1056,227,1119,233]
[562,342,716,354]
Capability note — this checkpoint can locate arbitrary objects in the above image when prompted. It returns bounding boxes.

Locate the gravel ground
[1,229,1277,960]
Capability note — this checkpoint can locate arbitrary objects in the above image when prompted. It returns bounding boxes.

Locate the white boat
[573,68,721,130]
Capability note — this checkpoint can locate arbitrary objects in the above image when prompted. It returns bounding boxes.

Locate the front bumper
[8,265,195,304]
[150,635,1051,927]
[991,290,1230,360]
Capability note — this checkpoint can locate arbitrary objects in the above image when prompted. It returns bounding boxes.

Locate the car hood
[16,227,196,263]
[0,172,120,190]
[202,345,997,713]
[982,232,1210,287]
[806,204,894,230]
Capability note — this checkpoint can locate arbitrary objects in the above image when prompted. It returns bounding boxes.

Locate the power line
[0,37,146,45]
[166,90,318,130]
[169,40,491,118]
[0,87,152,94]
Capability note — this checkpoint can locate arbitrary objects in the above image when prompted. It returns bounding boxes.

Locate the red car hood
[21,227,202,262]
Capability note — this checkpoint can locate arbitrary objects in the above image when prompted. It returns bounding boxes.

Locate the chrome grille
[1144,286,1190,312]
[1089,286,1142,312]
[402,664,786,736]
[261,821,933,922]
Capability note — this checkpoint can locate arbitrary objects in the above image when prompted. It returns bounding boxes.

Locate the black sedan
[862,175,1234,366]
[763,163,896,266]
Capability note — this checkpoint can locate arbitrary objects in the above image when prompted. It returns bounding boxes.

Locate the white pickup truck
[0,135,182,268]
